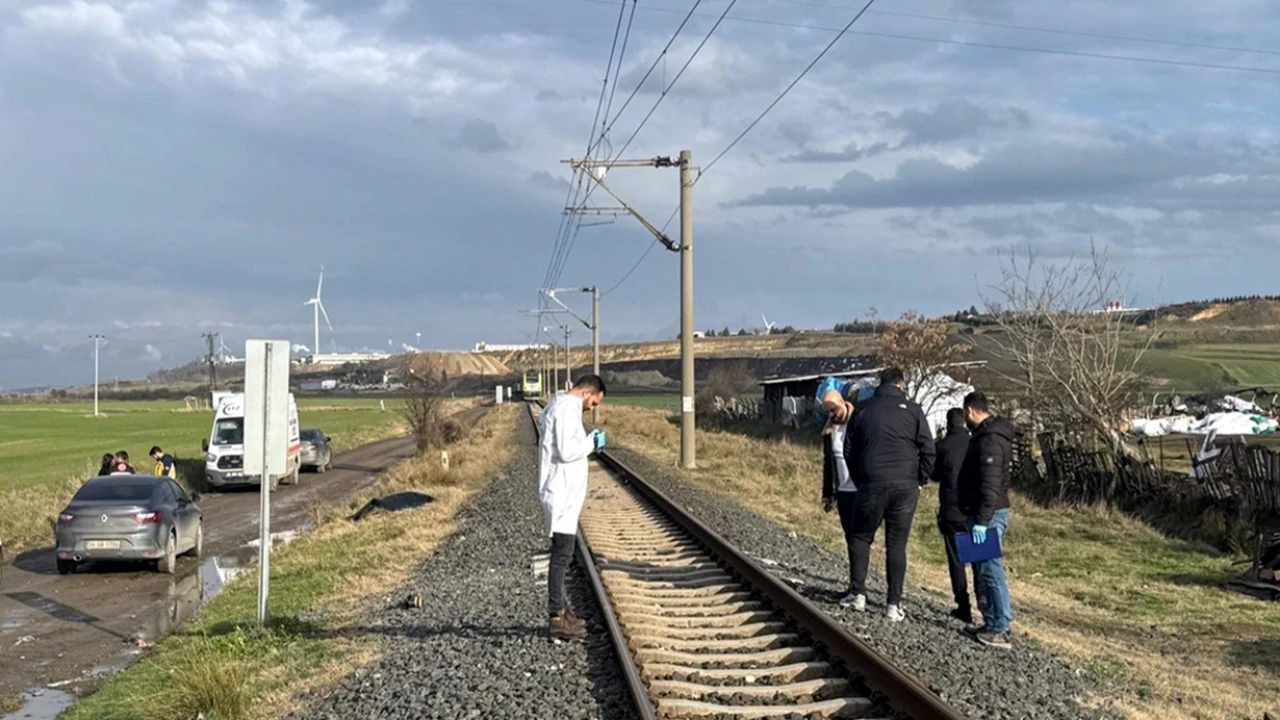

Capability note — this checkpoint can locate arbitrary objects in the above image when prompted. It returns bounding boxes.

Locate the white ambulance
[202,391,301,490]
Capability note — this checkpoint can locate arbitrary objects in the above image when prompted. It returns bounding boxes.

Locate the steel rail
[525,401,661,718]
[527,400,966,719]
[595,448,969,720]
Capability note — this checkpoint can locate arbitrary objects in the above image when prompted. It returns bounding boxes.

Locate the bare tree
[878,310,972,424]
[402,375,447,452]
[980,242,1156,456]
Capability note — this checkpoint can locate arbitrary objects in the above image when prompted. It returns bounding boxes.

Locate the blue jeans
[971,508,1012,633]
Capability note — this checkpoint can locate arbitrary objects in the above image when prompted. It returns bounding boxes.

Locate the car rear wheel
[315,459,327,474]
[183,522,203,558]
[56,558,75,575]
[157,532,176,574]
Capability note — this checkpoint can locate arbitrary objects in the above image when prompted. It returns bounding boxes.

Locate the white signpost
[245,339,290,628]
[495,385,503,405]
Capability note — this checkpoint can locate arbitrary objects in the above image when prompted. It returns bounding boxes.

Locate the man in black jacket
[957,391,1015,649]
[842,368,935,621]
[931,408,976,624]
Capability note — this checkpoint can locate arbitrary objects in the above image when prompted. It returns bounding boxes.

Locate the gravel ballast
[607,445,1124,720]
[291,416,637,720]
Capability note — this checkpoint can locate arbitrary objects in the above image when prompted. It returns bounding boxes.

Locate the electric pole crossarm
[563,158,678,251]
[541,289,592,331]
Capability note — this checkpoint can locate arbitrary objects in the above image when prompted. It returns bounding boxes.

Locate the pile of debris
[1129,392,1279,438]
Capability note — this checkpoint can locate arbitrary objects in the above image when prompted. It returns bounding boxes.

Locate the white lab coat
[538,392,595,536]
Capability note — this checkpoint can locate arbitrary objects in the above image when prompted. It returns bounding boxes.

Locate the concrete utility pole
[563,325,572,391]
[561,152,694,466]
[678,150,695,468]
[90,334,104,417]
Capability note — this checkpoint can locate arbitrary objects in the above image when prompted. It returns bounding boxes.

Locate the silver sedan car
[300,428,333,473]
[55,474,203,575]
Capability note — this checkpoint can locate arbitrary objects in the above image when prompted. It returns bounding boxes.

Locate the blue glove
[590,430,606,450]
[971,525,988,545]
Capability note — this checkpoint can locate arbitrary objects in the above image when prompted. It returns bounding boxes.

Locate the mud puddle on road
[3,528,307,719]
[0,688,76,720]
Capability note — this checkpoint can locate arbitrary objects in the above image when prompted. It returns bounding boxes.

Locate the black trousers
[835,492,859,592]
[849,485,920,606]
[938,514,974,613]
[547,532,576,616]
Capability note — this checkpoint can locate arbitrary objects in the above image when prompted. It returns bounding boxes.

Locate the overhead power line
[524,0,1280,77]
[752,0,1280,58]
[702,0,878,176]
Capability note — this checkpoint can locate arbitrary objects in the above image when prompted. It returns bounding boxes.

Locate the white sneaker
[886,604,906,622]
[839,593,866,611]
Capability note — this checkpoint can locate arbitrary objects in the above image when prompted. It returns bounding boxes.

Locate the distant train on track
[520,370,543,397]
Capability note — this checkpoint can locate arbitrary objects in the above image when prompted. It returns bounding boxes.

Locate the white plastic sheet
[1130,411,1278,437]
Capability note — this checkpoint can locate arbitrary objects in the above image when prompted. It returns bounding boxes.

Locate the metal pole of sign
[256,343,273,629]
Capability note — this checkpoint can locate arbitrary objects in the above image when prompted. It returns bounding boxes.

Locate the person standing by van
[151,446,177,479]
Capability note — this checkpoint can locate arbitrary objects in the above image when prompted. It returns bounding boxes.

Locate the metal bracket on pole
[562,158,679,252]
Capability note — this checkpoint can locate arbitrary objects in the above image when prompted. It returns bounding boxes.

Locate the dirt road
[0,434,418,706]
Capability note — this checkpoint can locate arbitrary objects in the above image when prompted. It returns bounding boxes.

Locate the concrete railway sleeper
[527,402,969,720]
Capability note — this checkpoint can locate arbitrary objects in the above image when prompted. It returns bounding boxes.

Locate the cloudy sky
[2,0,1278,388]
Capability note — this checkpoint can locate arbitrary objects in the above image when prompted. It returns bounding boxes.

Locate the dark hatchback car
[55,474,203,575]
[300,428,333,473]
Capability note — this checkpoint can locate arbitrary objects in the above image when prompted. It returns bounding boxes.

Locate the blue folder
[955,530,1002,564]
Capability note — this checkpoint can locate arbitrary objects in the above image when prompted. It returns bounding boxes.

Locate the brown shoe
[563,607,587,630]
[550,611,587,639]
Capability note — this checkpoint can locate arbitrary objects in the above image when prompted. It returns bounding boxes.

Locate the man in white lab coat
[539,374,607,639]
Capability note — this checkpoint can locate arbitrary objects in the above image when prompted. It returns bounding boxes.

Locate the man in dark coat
[931,408,977,624]
[957,391,1015,649]
[842,367,935,621]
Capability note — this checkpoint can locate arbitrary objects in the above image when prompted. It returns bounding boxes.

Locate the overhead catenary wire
[752,0,1280,58]
[541,0,631,299]
[701,0,878,177]
[544,0,702,297]
[555,0,738,298]
[525,0,1280,77]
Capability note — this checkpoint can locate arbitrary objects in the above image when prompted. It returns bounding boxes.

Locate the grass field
[0,399,409,555]
[1142,344,1280,389]
[599,406,1280,720]
[61,405,516,720]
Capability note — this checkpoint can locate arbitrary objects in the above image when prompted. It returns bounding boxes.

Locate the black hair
[149,446,163,456]
[102,453,115,464]
[572,374,607,395]
[116,450,130,461]
[879,367,905,387]
[946,407,966,427]
[963,391,992,414]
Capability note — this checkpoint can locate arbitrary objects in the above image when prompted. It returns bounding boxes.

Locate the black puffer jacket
[843,385,935,490]
[930,418,970,525]
[957,415,1016,524]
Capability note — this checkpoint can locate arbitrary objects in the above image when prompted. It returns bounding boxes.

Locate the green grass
[1142,344,1280,390]
[0,399,406,555]
[607,393,681,413]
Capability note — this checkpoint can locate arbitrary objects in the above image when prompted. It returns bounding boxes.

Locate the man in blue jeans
[957,391,1014,649]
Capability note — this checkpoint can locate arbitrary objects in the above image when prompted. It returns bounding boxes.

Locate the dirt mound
[1192,299,1280,327]
[1215,299,1280,326]
[604,370,675,387]
[402,352,511,379]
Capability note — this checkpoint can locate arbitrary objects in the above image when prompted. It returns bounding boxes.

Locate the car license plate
[226,472,245,479]
[86,540,121,550]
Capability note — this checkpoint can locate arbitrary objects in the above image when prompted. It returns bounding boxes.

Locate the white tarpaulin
[1130,412,1278,437]
[851,372,974,437]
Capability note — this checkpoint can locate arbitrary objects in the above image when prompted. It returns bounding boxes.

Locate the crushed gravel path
[608,445,1125,720]
[290,416,636,720]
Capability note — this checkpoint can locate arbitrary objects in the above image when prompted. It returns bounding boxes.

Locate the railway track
[527,401,967,720]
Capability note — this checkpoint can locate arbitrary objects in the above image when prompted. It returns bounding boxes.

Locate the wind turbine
[305,267,333,360]
[761,313,777,334]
